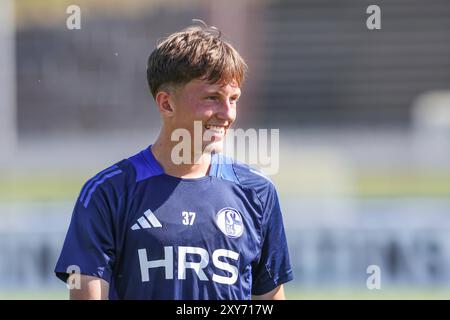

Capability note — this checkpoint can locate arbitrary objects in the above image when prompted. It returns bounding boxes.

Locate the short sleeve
[251,184,294,295]
[54,182,116,284]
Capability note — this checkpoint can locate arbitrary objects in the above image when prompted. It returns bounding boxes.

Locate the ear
[155,90,175,117]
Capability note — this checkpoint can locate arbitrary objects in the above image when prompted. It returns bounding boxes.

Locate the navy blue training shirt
[55,146,293,299]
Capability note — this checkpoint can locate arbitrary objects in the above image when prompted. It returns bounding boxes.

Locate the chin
[203,141,224,154]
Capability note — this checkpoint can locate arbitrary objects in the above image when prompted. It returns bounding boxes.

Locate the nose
[215,99,235,122]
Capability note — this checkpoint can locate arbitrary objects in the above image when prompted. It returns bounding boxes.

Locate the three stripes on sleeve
[79,165,123,208]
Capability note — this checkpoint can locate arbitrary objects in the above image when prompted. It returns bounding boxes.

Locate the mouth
[204,124,227,135]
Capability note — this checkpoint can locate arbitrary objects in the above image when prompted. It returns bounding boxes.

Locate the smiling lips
[204,124,227,135]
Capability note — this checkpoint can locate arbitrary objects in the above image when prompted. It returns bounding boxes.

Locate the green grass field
[1,287,450,300]
[1,170,450,202]
[285,287,450,300]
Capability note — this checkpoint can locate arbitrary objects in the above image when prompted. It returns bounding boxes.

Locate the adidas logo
[131,209,162,230]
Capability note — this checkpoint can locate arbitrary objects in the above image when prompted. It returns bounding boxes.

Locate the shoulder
[233,161,274,190]
[78,158,136,209]
[212,154,277,207]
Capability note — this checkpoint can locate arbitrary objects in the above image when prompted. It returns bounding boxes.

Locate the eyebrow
[203,90,241,96]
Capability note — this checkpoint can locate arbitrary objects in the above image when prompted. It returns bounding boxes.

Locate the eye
[230,96,239,104]
[206,96,219,101]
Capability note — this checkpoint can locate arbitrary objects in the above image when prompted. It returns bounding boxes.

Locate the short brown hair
[146,20,248,98]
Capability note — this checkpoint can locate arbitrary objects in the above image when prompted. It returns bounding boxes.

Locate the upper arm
[69,274,109,300]
[252,285,286,300]
[251,183,294,296]
[54,169,122,289]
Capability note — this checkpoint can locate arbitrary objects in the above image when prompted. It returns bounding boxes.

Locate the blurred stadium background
[1,0,450,299]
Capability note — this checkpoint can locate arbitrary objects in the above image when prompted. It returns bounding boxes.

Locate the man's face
[168,78,241,153]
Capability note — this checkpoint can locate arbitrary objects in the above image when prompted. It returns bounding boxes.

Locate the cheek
[228,107,237,121]
[194,103,215,117]
[175,101,203,118]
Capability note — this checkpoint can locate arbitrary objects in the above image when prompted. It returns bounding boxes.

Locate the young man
[55,21,293,300]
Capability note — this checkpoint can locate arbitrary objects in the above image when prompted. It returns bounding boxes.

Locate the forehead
[183,78,241,95]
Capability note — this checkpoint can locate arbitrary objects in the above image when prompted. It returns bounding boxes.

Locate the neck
[151,131,212,179]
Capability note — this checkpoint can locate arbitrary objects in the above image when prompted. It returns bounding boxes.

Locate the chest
[123,180,263,263]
